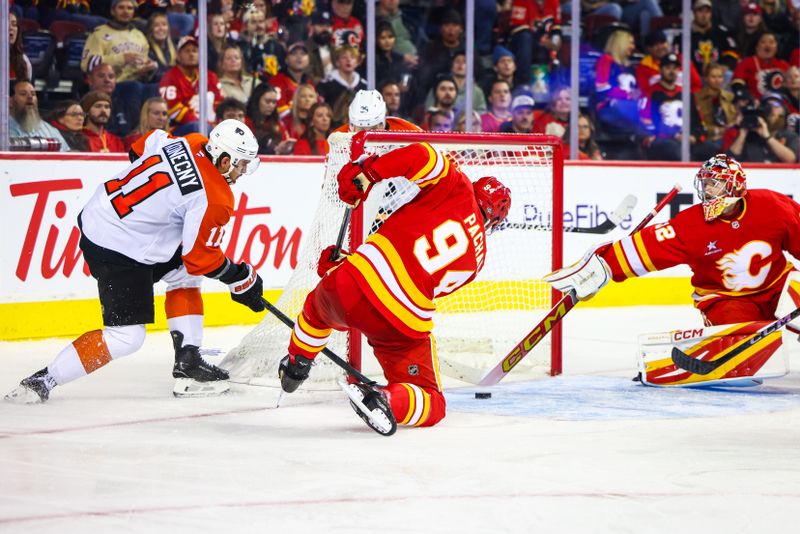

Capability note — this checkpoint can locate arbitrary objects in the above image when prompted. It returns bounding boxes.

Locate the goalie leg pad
[637,322,788,387]
[775,270,800,334]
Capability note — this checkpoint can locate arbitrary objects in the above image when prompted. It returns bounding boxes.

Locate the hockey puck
[475,392,492,399]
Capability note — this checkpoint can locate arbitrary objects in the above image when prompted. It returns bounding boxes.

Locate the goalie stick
[670,306,800,375]
[472,184,683,386]
[494,194,638,234]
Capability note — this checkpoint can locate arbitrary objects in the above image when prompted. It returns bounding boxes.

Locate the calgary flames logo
[716,240,773,291]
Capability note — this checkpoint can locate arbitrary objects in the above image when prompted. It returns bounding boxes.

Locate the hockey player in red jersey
[279,135,511,431]
[544,154,800,383]
[6,120,266,404]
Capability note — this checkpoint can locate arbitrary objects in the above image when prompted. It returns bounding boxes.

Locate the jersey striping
[79,130,234,276]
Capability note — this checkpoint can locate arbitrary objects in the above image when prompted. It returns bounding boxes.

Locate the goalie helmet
[206,119,260,182]
[349,90,386,131]
[473,176,511,230]
[694,154,747,221]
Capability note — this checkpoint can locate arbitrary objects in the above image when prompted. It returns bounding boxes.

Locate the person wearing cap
[731,31,790,100]
[218,43,260,105]
[270,41,314,116]
[737,2,769,57]
[484,46,517,96]
[305,11,335,84]
[81,0,153,84]
[159,35,223,134]
[418,9,465,95]
[81,91,126,153]
[500,94,536,133]
[724,91,798,163]
[331,0,365,49]
[636,30,701,98]
[690,0,740,75]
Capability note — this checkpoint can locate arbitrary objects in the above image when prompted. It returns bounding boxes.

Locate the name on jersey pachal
[163,141,203,196]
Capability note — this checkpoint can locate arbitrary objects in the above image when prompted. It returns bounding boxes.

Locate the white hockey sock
[168,315,203,347]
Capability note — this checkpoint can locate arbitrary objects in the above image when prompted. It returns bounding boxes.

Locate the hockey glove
[317,245,349,277]
[543,246,612,301]
[337,154,379,207]
[226,262,265,312]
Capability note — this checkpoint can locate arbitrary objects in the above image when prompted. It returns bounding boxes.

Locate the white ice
[2,306,800,534]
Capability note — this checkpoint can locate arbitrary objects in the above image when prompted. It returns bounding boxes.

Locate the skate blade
[4,385,45,404]
[338,381,396,436]
[173,378,230,398]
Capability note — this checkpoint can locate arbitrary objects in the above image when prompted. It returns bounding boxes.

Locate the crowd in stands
[7,0,800,162]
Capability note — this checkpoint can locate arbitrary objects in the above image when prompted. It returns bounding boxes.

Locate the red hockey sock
[384,382,446,427]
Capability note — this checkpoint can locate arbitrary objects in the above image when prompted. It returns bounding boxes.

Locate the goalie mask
[694,154,746,221]
[206,119,260,183]
[349,89,386,131]
[473,176,511,231]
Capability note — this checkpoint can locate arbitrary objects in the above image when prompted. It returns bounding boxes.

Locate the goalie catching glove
[337,154,379,207]
[317,245,349,277]
[543,245,612,301]
[207,259,265,312]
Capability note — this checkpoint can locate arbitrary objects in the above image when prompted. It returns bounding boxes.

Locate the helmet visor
[237,156,260,176]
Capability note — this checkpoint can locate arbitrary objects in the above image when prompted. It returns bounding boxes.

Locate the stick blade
[608,194,638,225]
[671,347,715,375]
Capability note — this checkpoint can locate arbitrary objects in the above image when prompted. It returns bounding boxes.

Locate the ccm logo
[673,328,704,341]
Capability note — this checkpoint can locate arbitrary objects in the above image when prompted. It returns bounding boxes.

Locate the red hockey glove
[317,245,349,277]
[336,154,380,207]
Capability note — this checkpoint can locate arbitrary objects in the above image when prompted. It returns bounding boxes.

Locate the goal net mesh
[221,132,561,388]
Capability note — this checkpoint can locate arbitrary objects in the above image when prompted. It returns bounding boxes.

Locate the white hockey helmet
[206,119,260,182]
[349,89,386,131]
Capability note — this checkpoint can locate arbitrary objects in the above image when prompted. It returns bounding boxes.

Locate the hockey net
[221,131,564,388]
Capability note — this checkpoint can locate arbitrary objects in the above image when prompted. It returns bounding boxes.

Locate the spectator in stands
[561,0,622,23]
[240,4,285,79]
[293,102,333,155]
[425,51,487,116]
[44,0,108,31]
[480,79,513,132]
[737,3,769,57]
[9,80,70,151]
[81,91,125,153]
[724,92,799,162]
[331,0,365,48]
[637,30,701,97]
[8,11,32,82]
[500,94,535,133]
[534,86,570,136]
[423,74,459,126]
[506,0,562,88]
[207,13,231,73]
[485,46,517,96]
[86,63,117,96]
[761,0,794,35]
[690,0,740,76]
[216,98,247,122]
[595,29,644,137]
[84,63,131,137]
[375,21,410,93]
[622,0,664,41]
[160,36,223,134]
[731,31,790,100]
[218,44,259,105]
[642,54,684,160]
[428,109,454,132]
[713,0,745,34]
[305,11,335,84]
[695,63,737,155]
[48,100,90,152]
[578,113,604,160]
[317,45,367,128]
[124,96,169,149]
[418,10,465,95]
[247,83,293,155]
[379,79,412,122]
[455,110,483,132]
[164,0,195,39]
[145,12,177,81]
[271,42,313,117]
[780,66,800,131]
[283,83,318,139]
[376,0,419,68]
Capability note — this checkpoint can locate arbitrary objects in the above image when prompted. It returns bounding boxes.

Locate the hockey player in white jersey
[6,119,265,403]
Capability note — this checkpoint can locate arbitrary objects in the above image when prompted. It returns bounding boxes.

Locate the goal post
[221,131,564,388]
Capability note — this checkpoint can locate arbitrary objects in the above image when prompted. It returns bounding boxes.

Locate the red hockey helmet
[473,176,511,230]
[694,154,747,221]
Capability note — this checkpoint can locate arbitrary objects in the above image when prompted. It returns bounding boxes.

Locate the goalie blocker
[637,322,788,387]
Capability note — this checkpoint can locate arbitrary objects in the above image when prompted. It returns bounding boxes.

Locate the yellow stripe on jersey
[417,155,450,189]
[415,389,432,427]
[612,241,636,279]
[409,143,438,183]
[400,383,416,425]
[367,234,435,312]
[290,331,323,354]
[633,232,657,272]
[694,263,793,297]
[298,313,332,338]
[430,336,443,392]
[348,254,434,333]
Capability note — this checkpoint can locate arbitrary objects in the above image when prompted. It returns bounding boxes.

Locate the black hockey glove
[209,260,265,312]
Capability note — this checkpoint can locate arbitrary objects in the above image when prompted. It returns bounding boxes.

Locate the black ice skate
[5,368,56,404]
[171,331,229,398]
[278,354,313,393]
[340,382,397,437]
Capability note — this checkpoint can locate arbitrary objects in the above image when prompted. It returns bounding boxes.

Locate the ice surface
[2,306,800,533]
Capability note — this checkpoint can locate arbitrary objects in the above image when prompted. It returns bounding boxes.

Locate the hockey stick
[259,297,377,386]
[494,194,638,234]
[474,184,683,386]
[330,208,351,260]
[671,306,800,375]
